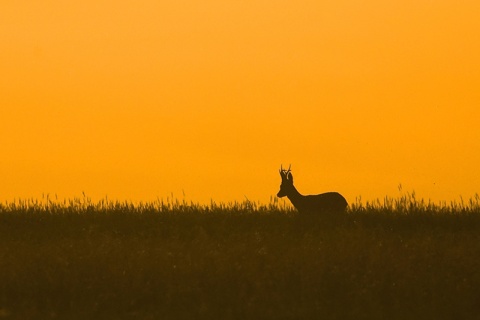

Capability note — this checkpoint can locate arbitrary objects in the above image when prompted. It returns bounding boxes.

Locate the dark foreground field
[1,195,480,319]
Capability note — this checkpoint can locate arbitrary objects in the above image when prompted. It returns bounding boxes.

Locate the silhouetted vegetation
[1,193,480,319]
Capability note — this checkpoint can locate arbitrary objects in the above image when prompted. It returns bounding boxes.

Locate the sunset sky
[1,0,479,204]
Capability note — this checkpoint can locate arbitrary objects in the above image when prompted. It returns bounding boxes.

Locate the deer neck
[286,185,304,208]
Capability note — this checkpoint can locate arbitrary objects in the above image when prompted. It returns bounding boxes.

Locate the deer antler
[279,164,292,176]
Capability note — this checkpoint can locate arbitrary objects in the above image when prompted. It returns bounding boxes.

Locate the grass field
[1,194,480,319]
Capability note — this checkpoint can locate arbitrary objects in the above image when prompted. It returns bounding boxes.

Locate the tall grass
[351,192,480,214]
[0,193,293,215]
[3,192,479,215]
[1,193,479,319]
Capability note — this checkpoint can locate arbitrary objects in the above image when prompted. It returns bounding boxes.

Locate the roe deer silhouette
[277,165,348,214]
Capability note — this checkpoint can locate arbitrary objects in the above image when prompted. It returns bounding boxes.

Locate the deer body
[277,166,348,214]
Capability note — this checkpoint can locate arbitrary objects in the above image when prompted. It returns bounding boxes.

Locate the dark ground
[1,198,480,319]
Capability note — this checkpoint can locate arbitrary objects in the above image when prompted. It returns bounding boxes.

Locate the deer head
[277,164,294,198]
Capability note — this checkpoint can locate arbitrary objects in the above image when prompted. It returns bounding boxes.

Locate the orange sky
[1,0,479,204]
